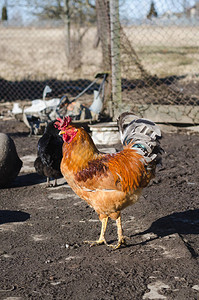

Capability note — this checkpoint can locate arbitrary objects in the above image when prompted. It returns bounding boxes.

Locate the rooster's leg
[46,177,53,187]
[54,179,57,187]
[47,177,50,187]
[109,215,130,250]
[84,217,108,247]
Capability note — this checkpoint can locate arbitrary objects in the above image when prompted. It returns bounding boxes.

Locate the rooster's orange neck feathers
[62,128,100,173]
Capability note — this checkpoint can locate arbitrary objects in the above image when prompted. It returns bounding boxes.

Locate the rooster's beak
[59,131,65,135]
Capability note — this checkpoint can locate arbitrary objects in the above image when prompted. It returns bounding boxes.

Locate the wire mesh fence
[0,0,199,123]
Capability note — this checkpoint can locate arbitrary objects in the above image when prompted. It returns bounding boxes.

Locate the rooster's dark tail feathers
[117,112,163,164]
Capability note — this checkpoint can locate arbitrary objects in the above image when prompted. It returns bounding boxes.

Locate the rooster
[34,120,63,187]
[55,112,163,249]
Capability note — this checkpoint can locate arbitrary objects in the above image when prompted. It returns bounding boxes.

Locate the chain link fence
[0,0,199,123]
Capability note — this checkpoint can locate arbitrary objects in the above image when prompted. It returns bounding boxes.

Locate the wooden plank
[133,104,199,124]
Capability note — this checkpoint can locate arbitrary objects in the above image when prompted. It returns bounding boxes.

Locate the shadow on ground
[0,173,46,188]
[12,173,66,188]
[128,209,199,258]
[128,209,199,253]
[137,209,199,237]
[0,210,30,225]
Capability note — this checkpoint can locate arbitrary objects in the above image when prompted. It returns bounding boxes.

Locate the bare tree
[26,0,96,68]
[63,0,70,60]
[61,0,95,69]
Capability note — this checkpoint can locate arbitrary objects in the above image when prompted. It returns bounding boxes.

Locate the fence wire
[0,0,199,123]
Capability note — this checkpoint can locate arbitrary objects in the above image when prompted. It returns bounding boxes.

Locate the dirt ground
[0,118,199,300]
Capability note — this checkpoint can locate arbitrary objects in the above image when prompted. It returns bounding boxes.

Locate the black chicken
[34,120,63,187]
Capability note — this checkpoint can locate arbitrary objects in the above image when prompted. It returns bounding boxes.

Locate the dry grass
[124,25,199,78]
[0,27,102,81]
[0,25,199,81]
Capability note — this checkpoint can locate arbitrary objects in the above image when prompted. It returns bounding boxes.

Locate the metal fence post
[110,0,122,120]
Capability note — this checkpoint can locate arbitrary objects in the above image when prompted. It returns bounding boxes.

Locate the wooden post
[95,0,113,118]
[110,0,122,120]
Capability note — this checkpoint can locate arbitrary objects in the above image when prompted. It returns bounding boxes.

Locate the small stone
[45,259,52,263]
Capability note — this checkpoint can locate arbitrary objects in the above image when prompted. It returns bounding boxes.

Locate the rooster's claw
[84,239,107,247]
[108,236,130,250]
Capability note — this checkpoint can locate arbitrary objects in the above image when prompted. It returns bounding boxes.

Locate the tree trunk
[63,0,71,66]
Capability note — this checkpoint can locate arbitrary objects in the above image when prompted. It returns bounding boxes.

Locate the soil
[0,118,199,300]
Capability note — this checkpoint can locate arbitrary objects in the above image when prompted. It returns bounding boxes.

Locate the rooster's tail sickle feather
[117,112,163,165]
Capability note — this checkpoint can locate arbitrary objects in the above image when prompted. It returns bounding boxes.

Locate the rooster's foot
[109,236,130,250]
[46,183,53,188]
[84,238,107,247]
[46,182,57,188]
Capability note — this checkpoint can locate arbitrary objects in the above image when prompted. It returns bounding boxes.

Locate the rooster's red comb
[54,116,72,130]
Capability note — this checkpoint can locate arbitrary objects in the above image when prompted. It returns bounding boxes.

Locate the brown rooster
[55,112,163,249]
